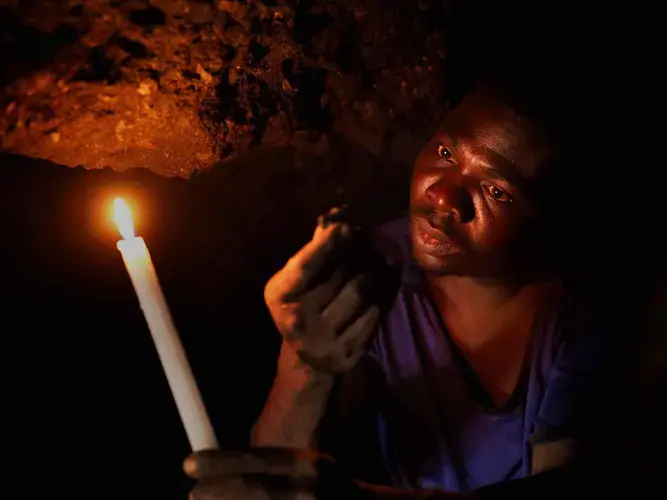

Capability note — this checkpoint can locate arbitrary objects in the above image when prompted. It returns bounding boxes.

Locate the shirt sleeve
[317,354,391,485]
[531,300,626,449]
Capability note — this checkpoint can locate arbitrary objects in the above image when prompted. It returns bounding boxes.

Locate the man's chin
[412,247,467,276]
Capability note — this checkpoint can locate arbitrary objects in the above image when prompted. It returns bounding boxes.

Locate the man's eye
[437,144,454,162]
[483,183,514,204]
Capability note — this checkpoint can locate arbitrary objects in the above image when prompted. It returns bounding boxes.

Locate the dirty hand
[264,212,394,374]
[184,448,371,500]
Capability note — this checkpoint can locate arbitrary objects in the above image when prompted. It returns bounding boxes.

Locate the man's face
[410,87,556,279]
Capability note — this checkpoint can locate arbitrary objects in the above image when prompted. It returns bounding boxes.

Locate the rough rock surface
[1,0,457,177]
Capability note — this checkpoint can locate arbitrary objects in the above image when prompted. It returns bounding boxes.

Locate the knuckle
[343,280,364,305]
[263,279,276,303]
[349,282,363,301]
[281,306,305,336]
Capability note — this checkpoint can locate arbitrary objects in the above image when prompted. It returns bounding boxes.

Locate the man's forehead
[442,90,555,179]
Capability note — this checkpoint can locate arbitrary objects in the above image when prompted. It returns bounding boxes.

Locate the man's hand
[184,449,472,500]
[264,214,394,374]
[183,448,371,500]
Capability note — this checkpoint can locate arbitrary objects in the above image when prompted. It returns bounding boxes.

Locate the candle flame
[114,198,135,240]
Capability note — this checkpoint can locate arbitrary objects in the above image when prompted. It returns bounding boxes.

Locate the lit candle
[113,198,218,451]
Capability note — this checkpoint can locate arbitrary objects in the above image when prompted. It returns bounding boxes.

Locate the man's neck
[430,275,537,308]
[427,274,562,406]
[427,275,561,346]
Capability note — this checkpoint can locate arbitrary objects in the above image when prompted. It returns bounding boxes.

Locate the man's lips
[412,216,462,255]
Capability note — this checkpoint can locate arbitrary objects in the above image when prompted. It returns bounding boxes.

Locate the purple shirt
[320,218,617,492]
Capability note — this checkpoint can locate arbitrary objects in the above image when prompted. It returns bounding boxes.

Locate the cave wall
[0,0,465,177]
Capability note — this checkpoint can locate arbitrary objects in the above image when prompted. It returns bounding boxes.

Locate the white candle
[113,198,218,451]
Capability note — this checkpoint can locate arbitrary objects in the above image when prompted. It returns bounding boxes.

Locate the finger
[290,223,351,295]
[337,305,380,354]
[321,274,372,331]
[331,306,381,372]
[184,449,319,480]
[267,223,351,303]
[315,205,350,232]
[302,269,346,312]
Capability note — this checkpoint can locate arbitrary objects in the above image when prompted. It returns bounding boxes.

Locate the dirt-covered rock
[1,0,454,176]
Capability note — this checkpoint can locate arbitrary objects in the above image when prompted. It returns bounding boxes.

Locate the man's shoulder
[536,279,626,389]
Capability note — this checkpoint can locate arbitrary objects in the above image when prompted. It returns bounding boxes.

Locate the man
[183,70,623,499]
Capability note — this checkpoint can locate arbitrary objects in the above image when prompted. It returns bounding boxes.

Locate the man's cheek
[467,219,514,255]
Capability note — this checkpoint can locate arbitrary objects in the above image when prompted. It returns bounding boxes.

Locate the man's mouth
[412,216,463,255]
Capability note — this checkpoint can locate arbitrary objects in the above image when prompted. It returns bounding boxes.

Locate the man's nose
[425,175,473,222]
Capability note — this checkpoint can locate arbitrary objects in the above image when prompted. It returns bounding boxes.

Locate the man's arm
[254,216,385,446]
[252,341,390,488]
[251,342,335,448]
